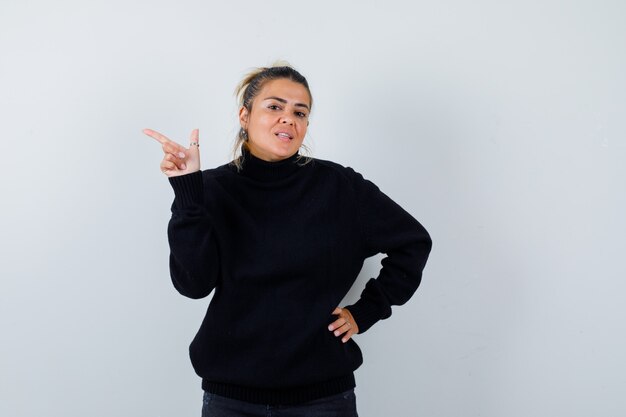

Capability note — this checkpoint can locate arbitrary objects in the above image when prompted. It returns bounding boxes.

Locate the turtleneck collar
[237,144,302,182]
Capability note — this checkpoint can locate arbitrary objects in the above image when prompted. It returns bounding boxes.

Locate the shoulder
[309,156,365,184]
[198,162,237,182]
[311,157,385,199]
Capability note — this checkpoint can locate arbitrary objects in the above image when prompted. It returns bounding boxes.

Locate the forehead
[257,78,311,106]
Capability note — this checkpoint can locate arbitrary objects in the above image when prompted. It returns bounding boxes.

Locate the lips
[275,131,294,140]
[274,132,293,142]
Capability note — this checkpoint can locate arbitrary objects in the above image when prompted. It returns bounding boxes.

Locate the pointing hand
[143,128,200,177]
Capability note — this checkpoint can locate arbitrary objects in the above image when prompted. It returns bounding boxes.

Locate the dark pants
[201,388,359,417]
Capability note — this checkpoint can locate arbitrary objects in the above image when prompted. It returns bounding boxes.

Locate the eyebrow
[263,96,310,111]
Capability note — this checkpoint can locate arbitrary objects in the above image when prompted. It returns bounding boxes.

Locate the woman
[144,63,432,417]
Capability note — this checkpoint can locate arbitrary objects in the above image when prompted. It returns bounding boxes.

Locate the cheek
[250,119,273,135]
[250,111,272,126]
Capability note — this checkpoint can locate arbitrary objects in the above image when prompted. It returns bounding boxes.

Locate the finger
[343,308,359,334]
[161,161,177,172]
[332,307,342,315]
[332,323,352,337]
[328,317,348,332]
[163,143,187,159]
[188,128,200,155]
[164,154,186,170]
[190,128,199,145]
[143,128,172,145]
[342,329,356,343]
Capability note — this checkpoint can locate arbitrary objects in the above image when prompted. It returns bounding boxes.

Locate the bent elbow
[408,225,432,272]
[171,273,216,299]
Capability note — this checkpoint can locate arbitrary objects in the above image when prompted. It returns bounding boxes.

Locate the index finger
[143,128,171,145]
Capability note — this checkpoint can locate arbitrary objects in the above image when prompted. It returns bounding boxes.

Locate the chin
[273,149,296,160]
[271,141,298,153]
[251,137,301,161]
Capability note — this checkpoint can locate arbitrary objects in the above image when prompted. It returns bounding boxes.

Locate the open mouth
[275,132,293,141]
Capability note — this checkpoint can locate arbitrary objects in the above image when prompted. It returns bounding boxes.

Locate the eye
[268,104,281,110]
[296,111,308,118]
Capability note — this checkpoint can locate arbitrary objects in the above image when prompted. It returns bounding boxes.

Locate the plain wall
[1,0,624,416]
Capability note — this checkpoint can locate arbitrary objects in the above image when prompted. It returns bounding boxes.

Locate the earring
[240,127,248,141]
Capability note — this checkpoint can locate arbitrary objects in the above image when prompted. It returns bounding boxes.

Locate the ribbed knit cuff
[344,297,383,334]
[168,170,203,209]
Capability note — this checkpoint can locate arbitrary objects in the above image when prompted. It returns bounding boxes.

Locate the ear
[238,105,249,129]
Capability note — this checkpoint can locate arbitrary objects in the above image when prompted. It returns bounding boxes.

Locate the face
[239,78,311,162]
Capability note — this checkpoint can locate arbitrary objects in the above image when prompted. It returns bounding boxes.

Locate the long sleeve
[167,170,220,299]
[343,168,433,333]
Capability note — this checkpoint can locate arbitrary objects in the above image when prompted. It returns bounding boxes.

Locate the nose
[280,115,294,125]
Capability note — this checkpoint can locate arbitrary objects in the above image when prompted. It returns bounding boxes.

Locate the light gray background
[1,1,624,416]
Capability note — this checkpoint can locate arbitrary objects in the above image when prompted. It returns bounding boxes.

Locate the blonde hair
[229,60,314,171]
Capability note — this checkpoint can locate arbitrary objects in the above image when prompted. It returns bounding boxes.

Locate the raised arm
[144,128,220,298]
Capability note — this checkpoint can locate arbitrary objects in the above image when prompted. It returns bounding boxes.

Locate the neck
[237,144,302,181]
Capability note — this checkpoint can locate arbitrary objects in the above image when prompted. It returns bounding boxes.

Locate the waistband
[202,372,356,405]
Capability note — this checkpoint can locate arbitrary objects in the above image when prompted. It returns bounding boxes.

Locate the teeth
[277,133,291,138]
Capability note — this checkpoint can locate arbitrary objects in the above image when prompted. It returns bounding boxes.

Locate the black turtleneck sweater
[166,145,432,405]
